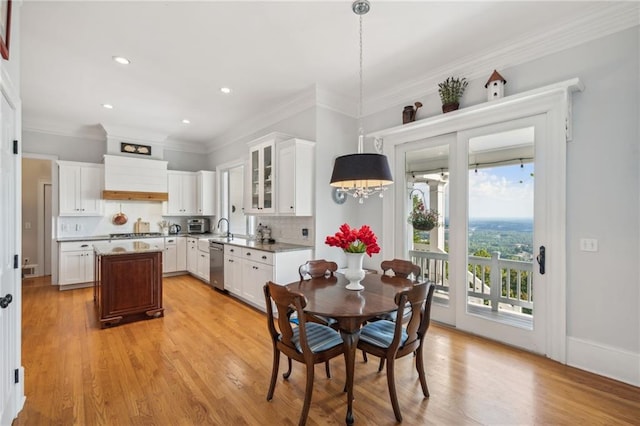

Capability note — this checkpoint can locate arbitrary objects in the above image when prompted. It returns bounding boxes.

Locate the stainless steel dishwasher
[209,241,225,291]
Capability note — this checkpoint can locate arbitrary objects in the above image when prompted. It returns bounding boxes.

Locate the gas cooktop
[109,232,163,239]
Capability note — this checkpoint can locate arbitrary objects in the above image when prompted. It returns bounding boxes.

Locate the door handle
[536,246,546,275]
[0,293,13,309]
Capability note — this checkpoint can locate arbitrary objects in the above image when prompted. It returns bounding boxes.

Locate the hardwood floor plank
[14,275,640,425]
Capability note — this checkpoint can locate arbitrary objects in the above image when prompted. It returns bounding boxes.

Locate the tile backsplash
[254,216,314,246]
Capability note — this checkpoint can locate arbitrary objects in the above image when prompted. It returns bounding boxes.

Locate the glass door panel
[251,149,259,209]
[263,145,272,209]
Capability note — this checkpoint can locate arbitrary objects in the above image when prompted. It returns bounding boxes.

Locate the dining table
[286,272,413,425]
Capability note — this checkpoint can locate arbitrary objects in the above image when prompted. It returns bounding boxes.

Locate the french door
[402,115,552,354]
[453,115,548,353]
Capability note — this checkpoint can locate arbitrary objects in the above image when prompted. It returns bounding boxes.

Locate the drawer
[59,241,104,252]
[242,248,273,265]
[197,239,210,252]
[224,244,241,256]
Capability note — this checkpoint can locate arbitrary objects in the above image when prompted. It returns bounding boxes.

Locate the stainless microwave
[187,218,209,234]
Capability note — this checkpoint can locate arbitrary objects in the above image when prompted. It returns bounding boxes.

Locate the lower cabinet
[187,238,198,274]
[196,249,210,282]
[224,244,312,311]
[163,237,178,273]
[59,241,106,289]
[95,250,163,328]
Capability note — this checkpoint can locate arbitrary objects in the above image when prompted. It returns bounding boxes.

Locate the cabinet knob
[262,255,267,259]
[246,252,251,256]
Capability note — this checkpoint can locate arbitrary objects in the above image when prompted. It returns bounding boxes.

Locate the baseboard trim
[567,336,640,386]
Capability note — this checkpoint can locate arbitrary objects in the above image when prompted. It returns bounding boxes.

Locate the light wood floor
[15,275,640,425]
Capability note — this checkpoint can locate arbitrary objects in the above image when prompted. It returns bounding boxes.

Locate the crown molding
[23,122,106,141]
[365,2,639,115]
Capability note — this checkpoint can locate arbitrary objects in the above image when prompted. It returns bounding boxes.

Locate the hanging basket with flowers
[408,200,439,231]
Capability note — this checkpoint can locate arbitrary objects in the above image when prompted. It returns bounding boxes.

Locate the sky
[468,163,534,219]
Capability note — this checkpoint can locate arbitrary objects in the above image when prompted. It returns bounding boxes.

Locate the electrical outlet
[302,228,309,237]
[24,222,31,230]
[24,257,29,265]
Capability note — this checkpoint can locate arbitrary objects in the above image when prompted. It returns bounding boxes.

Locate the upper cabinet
[245,133,315,216]
[58,161,103,216]
[165,171,197,216]
[164,170,216,217]
[276,138,315,216]
[196,171,216,216]
[246,139,275,214]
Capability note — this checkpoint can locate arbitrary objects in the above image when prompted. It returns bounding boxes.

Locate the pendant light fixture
[330,0,393,204]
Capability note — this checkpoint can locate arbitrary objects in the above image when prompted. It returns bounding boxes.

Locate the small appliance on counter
[169,224,181,234]
[187,218,209,234]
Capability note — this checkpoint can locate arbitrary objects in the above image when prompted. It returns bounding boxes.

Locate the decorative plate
[332,188,347,205]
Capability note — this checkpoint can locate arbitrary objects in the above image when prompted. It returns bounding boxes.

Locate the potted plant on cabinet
[438,77,468,113]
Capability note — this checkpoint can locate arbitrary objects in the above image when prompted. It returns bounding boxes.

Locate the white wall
[21,158,51,271]
[23,131,104,163]
[364,26,640,384]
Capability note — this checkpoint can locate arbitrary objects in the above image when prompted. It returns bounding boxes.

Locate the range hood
[103,155,169,201]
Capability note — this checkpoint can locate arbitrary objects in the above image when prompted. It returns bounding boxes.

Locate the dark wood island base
[94,242,164,328]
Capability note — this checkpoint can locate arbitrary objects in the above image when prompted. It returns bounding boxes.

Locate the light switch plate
[579,238,598,252]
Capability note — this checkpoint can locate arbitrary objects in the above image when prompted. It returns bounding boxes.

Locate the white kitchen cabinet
[163,237,178,273]
[196,171,216,216]
[58,241,102,289]
[224,245,243,295]
[277,138,315,216]
[246,134,281,214]
[196,250,210,282]
[176,236,187,271]
[224,243,312,311]
[58,162,103,216]
[165,171,197,215]
[187,238,198,275]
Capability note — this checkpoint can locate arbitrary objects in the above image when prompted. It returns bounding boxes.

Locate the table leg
[340,329,360,425]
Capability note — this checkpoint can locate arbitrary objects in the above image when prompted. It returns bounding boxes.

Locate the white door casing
[374,78,583,363]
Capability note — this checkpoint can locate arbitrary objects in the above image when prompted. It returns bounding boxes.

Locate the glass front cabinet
[247,139,275,214]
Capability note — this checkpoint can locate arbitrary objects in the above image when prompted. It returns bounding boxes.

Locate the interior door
[44,183,52,275]
[455,115,548,354]
[0,90,20,425]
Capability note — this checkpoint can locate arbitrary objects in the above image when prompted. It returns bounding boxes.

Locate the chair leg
[378,357,385,372]
[267,348,280,401]
[283,357,293,379]
[362,350,368,363]
[415,346,429,397]
[325,361,331,378]
[385,357,402,422]
[299,362,315,426]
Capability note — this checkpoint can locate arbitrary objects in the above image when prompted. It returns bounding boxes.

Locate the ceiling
[19,1,628,153]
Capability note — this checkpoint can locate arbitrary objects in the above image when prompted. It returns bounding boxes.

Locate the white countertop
[93,241,164,256]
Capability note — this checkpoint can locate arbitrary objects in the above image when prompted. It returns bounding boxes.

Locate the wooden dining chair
[381,258,421,280]
[357,282,435,422]
[298,259,339,280]
[297,259,339,327]
[264,282,345,426]
[362,259,423,365]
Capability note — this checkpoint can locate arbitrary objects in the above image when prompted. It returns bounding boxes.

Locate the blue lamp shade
[330,153,393,188]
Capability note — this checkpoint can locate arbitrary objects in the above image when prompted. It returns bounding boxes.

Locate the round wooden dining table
[286,272,413,425]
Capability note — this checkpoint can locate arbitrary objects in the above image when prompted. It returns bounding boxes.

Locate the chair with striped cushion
[357,282,435,422]
[297,259,339,327]
[264,281,345,426]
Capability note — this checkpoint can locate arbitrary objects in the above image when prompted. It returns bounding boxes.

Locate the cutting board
[134,218,150,233]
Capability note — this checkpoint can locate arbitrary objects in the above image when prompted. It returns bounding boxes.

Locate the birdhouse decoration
[485,70,507,101]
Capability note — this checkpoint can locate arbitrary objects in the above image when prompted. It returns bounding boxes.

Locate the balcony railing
[410,249,534,317]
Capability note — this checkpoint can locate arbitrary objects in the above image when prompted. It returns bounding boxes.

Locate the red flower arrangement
[325,224,380,257]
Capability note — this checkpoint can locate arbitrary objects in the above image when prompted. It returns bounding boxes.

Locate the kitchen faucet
[217,217,231,240]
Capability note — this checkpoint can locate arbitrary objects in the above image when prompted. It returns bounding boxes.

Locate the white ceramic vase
[344,252,365,291]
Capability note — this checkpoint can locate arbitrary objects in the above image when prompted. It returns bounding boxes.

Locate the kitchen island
[94,241,164,328]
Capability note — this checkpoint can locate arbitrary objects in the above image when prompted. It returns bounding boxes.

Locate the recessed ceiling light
[220,87,231,94]
[102,104,113,109]
[112,56,130,65]
[182,119,190,124]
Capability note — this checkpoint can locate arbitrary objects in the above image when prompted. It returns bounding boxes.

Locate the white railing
[410,250,533,314]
